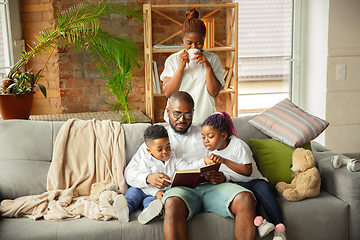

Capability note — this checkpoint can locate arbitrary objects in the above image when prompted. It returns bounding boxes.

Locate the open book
[171,163,221,188]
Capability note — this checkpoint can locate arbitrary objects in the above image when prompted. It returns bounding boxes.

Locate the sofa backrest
[0,116,269,163]
[0,120,64,162]
[122,123,151,163]
[0,120,152,164]
[231,115,269,145]
[0,116,267,201]
[0,120,65,201]
[0,119,151,201]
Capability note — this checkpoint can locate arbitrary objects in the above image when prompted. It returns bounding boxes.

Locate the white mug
[187,48,200,61]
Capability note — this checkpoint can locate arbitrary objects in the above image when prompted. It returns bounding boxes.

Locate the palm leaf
[5,1,143,123]
[84,29,142,122]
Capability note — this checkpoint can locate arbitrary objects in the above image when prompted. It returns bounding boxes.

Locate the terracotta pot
[0,93,34,120]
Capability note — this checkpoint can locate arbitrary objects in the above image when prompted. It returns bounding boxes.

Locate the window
[0,0,22,80]
[0,0,11,79]
[236,0,298,115]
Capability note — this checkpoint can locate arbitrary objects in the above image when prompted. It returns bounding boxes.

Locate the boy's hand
[155,191,164,200]
[146,173,172,189]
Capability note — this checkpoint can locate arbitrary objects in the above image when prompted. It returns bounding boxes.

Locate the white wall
[299,0,329,145]
[325,0,360,154]
[299,0,360,154]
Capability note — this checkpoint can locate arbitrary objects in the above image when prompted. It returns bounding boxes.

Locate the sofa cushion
[249,138,311,189]
[122,123,151,164]
[248,98,329,148]
[275,190,348,240]
[0,120,64,201]
[0,120,64,162]
[0,192,348,240]
[0,211,236,240]
[0,161,50,202]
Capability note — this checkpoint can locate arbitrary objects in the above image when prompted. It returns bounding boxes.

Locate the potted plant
[0,1,143,123]
[0,69,46,120]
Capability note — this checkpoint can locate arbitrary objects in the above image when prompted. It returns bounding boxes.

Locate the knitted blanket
[0,119,127,221]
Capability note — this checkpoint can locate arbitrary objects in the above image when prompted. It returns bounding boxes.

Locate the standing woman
[160,8,224,126]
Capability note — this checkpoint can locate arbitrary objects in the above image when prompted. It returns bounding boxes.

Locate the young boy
[114,124,171,224]
[116,124,208,224]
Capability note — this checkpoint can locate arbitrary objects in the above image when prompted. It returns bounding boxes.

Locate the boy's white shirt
[210,135,267,183]
[124,125,208,196]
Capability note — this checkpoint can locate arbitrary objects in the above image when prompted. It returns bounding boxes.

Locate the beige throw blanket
[0,119,127,221]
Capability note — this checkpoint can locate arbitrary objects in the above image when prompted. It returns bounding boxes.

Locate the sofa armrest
[311,141,360,240]
[311,142,360,197]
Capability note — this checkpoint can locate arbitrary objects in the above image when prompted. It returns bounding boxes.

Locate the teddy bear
[89,181,119,205]
[275,148,321,201]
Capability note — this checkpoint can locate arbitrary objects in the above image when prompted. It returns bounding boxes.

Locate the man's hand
[146,173,172,189]
[155,191,165,200]
[204,171,225,185]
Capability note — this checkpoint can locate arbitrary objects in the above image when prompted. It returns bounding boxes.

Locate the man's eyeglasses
[171,110,193,120]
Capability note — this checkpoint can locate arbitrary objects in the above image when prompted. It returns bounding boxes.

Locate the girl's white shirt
[211,135,268,183]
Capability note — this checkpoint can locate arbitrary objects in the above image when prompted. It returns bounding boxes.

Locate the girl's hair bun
[185,8,199,20]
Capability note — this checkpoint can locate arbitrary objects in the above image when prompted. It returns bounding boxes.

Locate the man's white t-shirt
[160,50,225,126]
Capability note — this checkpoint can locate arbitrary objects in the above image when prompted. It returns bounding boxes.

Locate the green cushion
[249,138,312,189]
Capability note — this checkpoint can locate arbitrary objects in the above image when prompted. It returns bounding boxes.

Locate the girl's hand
[155,191,164,200]
[204,157,215,165]
[209,153,226,164]
[179,50,189,69]
[193,51,210,67]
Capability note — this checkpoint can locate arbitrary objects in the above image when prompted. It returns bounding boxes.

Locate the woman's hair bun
[185,8,199,20]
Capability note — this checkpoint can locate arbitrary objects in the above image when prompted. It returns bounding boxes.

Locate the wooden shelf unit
[143,3,238,123]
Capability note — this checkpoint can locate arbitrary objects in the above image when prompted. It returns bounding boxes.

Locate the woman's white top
[160,50,225,126]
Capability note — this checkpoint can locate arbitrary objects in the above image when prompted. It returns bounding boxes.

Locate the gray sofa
[0,115,359,240]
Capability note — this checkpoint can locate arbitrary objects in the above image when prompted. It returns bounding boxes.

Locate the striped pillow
[248,98,329,148]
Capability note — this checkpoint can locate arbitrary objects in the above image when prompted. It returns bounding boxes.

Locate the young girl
[201,111,286,240]
[160,8,224,125]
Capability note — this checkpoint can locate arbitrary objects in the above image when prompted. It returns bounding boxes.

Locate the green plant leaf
[36,84,47,98]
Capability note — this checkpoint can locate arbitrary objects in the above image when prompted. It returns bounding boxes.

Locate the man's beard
[170,120,192,134]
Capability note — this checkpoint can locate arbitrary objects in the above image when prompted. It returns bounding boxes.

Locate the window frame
[235,0,302,114]
[0,0,22,76]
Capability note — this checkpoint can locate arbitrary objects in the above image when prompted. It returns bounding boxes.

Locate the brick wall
[20,0,61,115]
[19,0,230,122]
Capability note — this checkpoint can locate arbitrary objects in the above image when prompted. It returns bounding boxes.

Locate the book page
[175,168,200,174]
